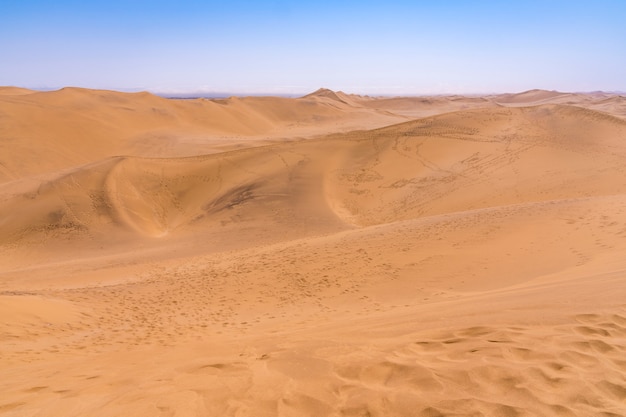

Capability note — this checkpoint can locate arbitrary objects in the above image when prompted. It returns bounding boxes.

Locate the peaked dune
[302,87,364,107]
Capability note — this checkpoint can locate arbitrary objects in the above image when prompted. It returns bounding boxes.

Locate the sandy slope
[1,88,626,416]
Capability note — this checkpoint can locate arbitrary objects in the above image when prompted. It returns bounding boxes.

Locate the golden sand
[1,87,626,416]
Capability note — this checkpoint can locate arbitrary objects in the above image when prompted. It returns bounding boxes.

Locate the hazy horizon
[4,86,626,100]
[2,1,625,95]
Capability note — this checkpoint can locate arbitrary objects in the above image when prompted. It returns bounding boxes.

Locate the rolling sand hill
[1,88,626,416]
[0,87,406,180]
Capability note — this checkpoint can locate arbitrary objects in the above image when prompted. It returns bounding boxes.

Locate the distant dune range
[1,87,626,417]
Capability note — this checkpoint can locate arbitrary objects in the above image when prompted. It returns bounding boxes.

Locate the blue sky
[1,1,625,95]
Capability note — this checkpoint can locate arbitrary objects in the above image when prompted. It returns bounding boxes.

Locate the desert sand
[1,87,626,416]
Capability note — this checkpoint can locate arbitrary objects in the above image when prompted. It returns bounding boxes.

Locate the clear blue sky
[1,0,625,95]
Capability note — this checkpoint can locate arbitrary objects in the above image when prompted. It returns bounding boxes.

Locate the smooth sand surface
[1,87,626,416]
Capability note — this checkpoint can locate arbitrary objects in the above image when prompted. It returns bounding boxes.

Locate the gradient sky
[1,0,625,95]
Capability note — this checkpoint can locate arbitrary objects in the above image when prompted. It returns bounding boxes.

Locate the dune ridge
[1,87,626,416]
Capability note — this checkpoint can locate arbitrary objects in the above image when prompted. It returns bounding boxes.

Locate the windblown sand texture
[1,87,626,416]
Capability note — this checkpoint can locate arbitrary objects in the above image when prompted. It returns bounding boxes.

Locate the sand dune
[492,89,626,120]
[2,87,626,416]
[0,87,405,180]
[587,95,626,119]
[492,88,573,104]
[357,95,495,118]
[0,87,34,96]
